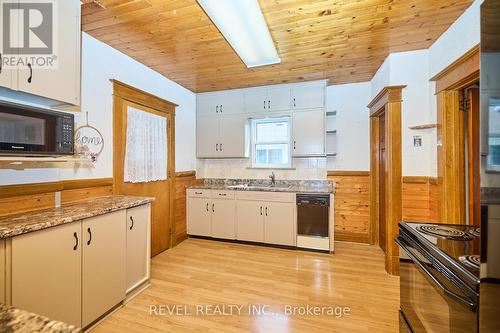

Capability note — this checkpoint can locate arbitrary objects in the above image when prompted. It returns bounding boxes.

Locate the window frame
[250,116,292,169]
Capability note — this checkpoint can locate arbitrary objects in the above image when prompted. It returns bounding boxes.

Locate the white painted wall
[0,33,197,185]
[429,0,483,78]
[326,82,371,171]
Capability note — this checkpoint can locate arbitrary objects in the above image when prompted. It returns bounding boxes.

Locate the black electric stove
[397,222,480,333]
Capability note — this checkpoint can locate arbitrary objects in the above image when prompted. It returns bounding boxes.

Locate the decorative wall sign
[74,112,104,163]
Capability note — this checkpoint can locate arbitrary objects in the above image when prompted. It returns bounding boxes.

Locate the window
[251,117,291,168]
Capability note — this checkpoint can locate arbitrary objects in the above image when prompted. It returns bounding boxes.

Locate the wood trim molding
[175,171,197,178]
[111,80,177,114]
[431,45,480,93]
[335,231,370,244]
[368,85,406,116]
[61,178,113,190]
[402,176,433,184]
[327,171,370,176]
[369,85,403,276]
[0,178,113,199]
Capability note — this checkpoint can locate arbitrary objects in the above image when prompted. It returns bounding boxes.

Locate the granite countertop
[188,179,334,194]
[0,195,154,239]
[0,304,79,333]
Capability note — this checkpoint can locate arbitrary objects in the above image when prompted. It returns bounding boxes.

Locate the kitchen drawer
[187,189,212,198]
[187,189,235,199]
[235,191,295,203]
[210,190,235,200]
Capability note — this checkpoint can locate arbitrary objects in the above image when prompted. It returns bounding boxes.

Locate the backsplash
[196,157,328,180]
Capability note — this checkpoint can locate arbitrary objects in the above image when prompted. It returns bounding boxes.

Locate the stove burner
[416,225,474,240]
[468,228,480,237]
[459,255,480,270]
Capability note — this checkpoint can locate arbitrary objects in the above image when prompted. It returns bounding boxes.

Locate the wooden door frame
[369,86,405,276]
[112,80,177,255]
[430,45,480,225]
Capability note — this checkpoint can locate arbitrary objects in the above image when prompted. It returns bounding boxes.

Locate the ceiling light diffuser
[197,0,281,68]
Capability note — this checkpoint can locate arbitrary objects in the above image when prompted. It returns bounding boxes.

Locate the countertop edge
[186,185,334,194]
[0,196,155,240]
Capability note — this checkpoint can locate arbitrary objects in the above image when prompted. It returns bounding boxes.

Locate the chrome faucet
[269,172,276,186]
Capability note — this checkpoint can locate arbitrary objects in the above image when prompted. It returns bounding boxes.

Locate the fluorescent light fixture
[197,0,281,68]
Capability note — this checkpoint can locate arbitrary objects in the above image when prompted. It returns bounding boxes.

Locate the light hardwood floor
[93,239,400,333]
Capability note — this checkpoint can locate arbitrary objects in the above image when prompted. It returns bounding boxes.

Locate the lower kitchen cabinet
[236,200,265,242]
[188,189,296,247]
[211,198,236,239]
[82,210,126,327]
[187,197,212,237]
[264,202,296,246]
[11,222,82,327]
[126,204,151,293]
[9,203,150,328]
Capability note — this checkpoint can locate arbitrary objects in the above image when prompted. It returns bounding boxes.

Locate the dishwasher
[296,194,330,252]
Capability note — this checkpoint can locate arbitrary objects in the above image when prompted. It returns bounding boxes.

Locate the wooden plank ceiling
[82,0,474,93]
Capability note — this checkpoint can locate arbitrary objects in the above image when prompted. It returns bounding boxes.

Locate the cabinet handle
[293,141,296,150]
[216,105,219,113]
[87,227,92,245]
[195,191,203,195]
[73,232,78,250]
[220,143,223,151]
[260,206,263,215]
[129,216,134,230]
[212,203,215,212]
[264,100,266,109]
[265,207,268,216]
[219,193,227,196]
[220,105,222,113]
[216,143,219,151]
[27,63,33,83]
[293,98,296,107]
[206,202,209,211]
[268,100,270,109]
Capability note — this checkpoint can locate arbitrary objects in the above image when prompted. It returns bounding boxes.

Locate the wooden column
[368,86,404,276]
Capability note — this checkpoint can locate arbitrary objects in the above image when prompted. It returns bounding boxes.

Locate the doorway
[112,80,176,256]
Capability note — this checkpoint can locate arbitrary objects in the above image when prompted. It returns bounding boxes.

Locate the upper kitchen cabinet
[244,86,291,113]
[197,90,244,116]
[197,114,249,158]
[0,0,81,106]
[292,82,325,110]
[292,109,325,157]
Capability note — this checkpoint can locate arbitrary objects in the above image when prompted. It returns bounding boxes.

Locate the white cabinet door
[197,116,220,158]
[220,90,243,115]
[211,199,236,239]
[292,83,325,109]
[12,222,82,327]
[197,93,219,116]
[82,210,126,327]
[219,115,248,158]
[126,204,150,293]
[17,0,81,105]
[187,197,212,236]
[292,109,325,156]
[244,88,267,113]
[264,202,295,246]
[268,86,291,111]
[236,200,265,242]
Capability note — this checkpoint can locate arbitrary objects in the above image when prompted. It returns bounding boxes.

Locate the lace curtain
[124,106,167,183]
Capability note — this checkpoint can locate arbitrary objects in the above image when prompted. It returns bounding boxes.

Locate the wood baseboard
[334,230,370,244]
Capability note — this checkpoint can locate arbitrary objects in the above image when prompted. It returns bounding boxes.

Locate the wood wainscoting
[402,176,438,222]
[327,171,371,244]
[173,171,203,246]
[0,179,114,217]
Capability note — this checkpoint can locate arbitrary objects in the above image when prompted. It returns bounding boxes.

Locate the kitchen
[0,0,498,332]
